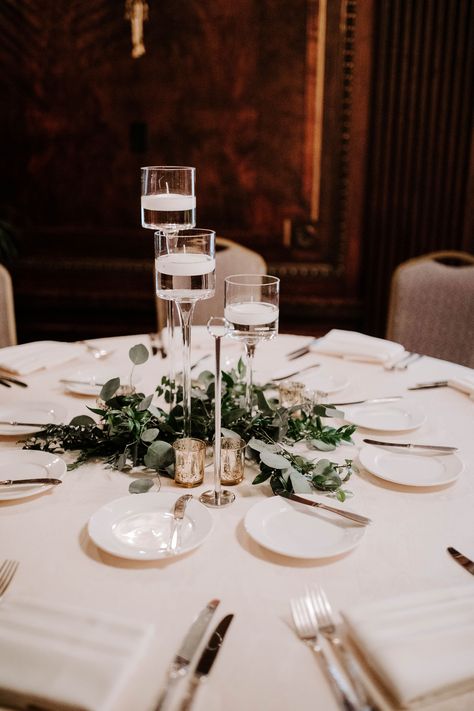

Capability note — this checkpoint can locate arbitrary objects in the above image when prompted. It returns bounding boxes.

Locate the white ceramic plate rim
[88,492,214,560]
[244,495,365,560]
[342,401,426,432]
[0,401,67,436]
[359,445,463,487]
[0,449,67,500]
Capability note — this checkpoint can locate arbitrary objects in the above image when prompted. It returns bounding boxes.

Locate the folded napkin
[0,341,84,375]
[342,585,474,708]
[312,329,405,363]
[0,596,153,711]
[448,377,474,399]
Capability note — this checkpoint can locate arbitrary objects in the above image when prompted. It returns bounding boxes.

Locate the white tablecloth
[1,332,473,711]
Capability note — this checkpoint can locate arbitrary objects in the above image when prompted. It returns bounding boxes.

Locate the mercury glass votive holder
[278,381,306,409]
[220,437,246,486]
[172,438,206,487]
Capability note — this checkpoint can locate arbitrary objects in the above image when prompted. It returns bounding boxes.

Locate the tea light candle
[141,193,196,211]
[172,438,206,487]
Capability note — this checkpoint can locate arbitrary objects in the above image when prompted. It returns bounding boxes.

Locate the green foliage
[23,346,357,499]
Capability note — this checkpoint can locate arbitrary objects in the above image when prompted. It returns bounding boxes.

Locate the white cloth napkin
[342,585,474,707]
[0,596,153,711]
[0,341,84,375]
[448,376,474,399]
[311,329,405,363]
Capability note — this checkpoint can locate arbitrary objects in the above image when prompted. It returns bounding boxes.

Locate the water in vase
[224,301,279,340]
[156,253,216,301]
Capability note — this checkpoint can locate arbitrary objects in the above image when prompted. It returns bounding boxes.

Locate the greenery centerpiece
[24,344,357,501]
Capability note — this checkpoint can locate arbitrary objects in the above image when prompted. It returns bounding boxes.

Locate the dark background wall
[0,0,472,343]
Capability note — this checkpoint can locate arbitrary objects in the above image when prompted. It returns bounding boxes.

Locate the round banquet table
[0,331,473,711]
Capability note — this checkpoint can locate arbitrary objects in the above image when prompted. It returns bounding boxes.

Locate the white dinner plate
[88,492,214,560]
[342,401,426,432]
[359,445,463,487]
[0,401,67,436]
[302,371,349,394]
[0,450,67,500]
[244,495,365,560]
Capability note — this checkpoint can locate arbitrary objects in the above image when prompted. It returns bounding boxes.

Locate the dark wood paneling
[362,0,474,336]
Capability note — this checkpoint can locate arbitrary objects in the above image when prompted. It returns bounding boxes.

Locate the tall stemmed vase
[141,166,196,403]
[199,318,235,508]
[224,275,280,412]
[154,229,216,435]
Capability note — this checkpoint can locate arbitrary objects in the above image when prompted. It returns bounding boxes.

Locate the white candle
[156,253,215,276]
[224,302,279,325]
[141,193,196,211]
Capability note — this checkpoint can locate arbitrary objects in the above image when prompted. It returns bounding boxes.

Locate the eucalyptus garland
[23,344,357,500]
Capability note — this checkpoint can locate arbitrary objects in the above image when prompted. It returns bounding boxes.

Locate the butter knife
[286,338,319,360]
[179,614,234,711]
[0,421,50,428]
[278,491,371,526]
[363,438,457,453]
[0,478,62,486]
[153,599,220,711]
[408,380,448,390]
[447,547,474,575]
[168,494,193,554]
[60,379,105,387]
[330,396,402,406]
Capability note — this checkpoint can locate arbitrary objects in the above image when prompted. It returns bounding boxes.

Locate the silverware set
[154,599,233,711]
[291,586,375,711]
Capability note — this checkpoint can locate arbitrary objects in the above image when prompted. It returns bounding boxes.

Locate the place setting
[0,449,67,501]
[0,401,67,437]
[358,438,463,488]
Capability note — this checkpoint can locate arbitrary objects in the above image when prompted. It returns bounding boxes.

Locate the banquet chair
[155,237,267,330]
[0,263,17,347]
[386,251,474,368]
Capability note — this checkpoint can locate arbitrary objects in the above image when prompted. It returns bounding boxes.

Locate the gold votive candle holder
[278,380,306,409]
[172,437,206,487]
[220,437,246,486]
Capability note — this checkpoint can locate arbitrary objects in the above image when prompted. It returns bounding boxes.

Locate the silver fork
[291,594,358,711]
[0,560,19,599]
[309,587,375,711]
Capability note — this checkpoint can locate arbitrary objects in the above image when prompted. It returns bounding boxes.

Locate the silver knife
[167,494,193,554]
[447,547,474,575]
[363,438,457,453]
[278,491,371,526]
[286,338,319,360]
[330,396,402,406]
[179,614,234,711]
[0,478,62,486]
[153,599,220,711]
[0,421,50,428]
[60,379,105,387]
[408,380,448,390]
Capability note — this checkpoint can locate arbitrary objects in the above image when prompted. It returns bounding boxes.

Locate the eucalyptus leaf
[141,428,159,443]
[144,440,174,470]
[69,415,96,426]
[259,450,291,470]
[256,390,274,415]
[310,439,337,451]
[247,437,278,453]
[129,478,155,494]
[221,428,241,440]
[289,469,313,493]
[129,344,149,365]
[137,394,154,411]
[100,377,120,402]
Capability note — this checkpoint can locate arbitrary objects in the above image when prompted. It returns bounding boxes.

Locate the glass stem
[166,300,176,410]
[244,342,256,412]
[176,301,195,436]
[214,335,222,504]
